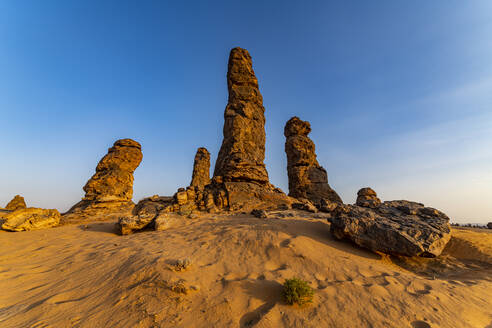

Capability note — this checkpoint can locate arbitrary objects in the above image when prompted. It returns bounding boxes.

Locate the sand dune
[0,213,491,328]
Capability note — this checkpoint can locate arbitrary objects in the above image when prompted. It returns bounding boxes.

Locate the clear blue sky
[1,1,491,223]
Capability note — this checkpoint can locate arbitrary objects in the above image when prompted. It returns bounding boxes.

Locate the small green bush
[282,277,314,306]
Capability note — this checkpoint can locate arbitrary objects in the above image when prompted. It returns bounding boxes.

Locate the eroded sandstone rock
[284,117,342,207]
[356,187,381,208]
[2,208,60,231]
[190,148,211,189]
[83,138,142,202]
[163,47,291,214]
[329,193,451,257]
[117,195,174,234]
[63,139,142,223]
[213,47,269,184]
[5,195,26,211]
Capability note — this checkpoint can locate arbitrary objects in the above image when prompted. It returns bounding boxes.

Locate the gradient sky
[1,1,491,223]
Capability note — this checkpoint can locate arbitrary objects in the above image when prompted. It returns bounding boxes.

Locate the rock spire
[284,116,342,206]
[213,47,269,184]
[190,147,211,189]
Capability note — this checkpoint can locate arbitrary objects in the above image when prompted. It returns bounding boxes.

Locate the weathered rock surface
[117,195,174,235]
[154,213,183,231]
[5,195,26,211]
[63,139,143,223]
[190,148,211,189]
[83,138,142,202]
[356,187,381,208]
[162,47,292,214]
[213,47,269,184]
[284,116,342,207]
[251,209,267,218]
[329,197,451,257]
[2,208,60,231]
[292,198,318,213]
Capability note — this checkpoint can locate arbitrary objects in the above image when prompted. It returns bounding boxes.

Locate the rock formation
[159,47,292,215]
[214,47,269,184]
[117,47,298,231]
[356,187,381,208]
[63,138,143,223]
[5,195,26,211]
[329,189,451,257]
[284,116,342,207]
[190,147,211,189]
[2,208,60,231]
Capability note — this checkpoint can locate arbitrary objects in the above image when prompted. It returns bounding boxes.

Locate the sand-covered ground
[0,213,491,328]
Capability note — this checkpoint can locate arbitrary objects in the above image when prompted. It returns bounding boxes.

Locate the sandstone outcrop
[159,47,292,215]
[5,195,26,211]
[2,208,60,231]
[190,148,211,189]
[117,196,178,235]
[284,116,342,207]
[63,139,143,223]
[329,191,451,257]
[356,187,381,208]
[214,47,269,184]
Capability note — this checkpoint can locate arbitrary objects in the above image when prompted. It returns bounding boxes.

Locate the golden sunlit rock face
[190,147,211,189]
[62,138,143,224]
[83,138,143,202]
[1,207,60,231]
[4,195,26,211]
[214,47,269,184]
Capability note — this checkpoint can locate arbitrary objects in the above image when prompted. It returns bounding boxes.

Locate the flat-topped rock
[2,208,60,231]
[329,198,451,257]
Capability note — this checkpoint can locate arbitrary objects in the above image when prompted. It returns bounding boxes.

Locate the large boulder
[2,208,60,231]
[5,195,27,211]
[117,195,174,235]
[63,139,143,223]
[190,147,211,189]
[329,197,451,257]
[284,116,342,207]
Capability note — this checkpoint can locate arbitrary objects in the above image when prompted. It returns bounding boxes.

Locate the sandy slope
[0,213,491,328]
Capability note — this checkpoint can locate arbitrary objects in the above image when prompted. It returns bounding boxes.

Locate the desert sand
[0,213,491,328]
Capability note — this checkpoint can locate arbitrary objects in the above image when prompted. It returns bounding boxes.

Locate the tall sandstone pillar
[213,47,269,184]
[284,117,342,206]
